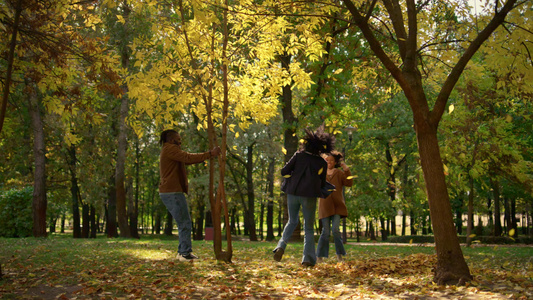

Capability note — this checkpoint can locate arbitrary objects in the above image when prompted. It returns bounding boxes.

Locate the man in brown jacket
[159,129,220,261]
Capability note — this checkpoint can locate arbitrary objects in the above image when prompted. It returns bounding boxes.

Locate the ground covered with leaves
[1,235,532,299]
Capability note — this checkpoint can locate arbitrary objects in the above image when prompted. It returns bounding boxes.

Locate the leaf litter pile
[1,236,532,299]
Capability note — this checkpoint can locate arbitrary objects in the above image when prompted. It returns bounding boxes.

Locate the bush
[0,187,33,237]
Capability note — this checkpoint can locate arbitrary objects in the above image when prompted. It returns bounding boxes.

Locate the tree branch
[344,0,409,95]
[431,0,519,126]
[382,0,408,59]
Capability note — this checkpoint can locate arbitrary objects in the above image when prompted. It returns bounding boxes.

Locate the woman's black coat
[281,151,327,198]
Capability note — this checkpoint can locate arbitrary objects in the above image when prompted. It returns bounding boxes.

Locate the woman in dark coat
[273,127,335,267]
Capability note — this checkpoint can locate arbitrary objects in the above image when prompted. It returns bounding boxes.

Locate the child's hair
[159,129,178,146]
[301,126,335,155]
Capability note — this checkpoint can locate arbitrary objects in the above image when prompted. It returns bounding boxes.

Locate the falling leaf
[283,175,291,178]
[346,175,357,180]
[509,229,515,237]
[299,139,305,144]
[282,147,287,155]
[469,234,476,238]
[318,168,323,175]
[449,104,455,114]
[235,132,240,138]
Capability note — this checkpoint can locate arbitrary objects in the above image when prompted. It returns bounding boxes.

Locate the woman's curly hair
[325,150,343,168]
[301,126,335,155]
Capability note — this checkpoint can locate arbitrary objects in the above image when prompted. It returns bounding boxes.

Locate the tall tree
[126,0,303,260]
[27,80,47,237]
[114,0,133,238]
[339,0,521,284]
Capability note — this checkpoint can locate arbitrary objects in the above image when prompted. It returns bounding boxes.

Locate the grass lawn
[1,233,532,299]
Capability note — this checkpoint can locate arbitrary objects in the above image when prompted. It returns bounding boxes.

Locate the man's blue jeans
[316,214,346,258]
[160,192,192,255]
[276,194,317,265]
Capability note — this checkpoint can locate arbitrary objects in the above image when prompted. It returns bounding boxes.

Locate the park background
[1,0,532,298]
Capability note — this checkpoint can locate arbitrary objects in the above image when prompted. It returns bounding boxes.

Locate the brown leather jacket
[159,143,211,194]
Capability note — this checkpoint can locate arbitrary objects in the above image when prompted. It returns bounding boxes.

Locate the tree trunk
[279,53,301,241]
[369,220,376,240]
[402,163,409,236]
[475,215,484,236]
[455,212,462,234]
[106,175,118,238]
[49,217,56,233]
[422,217,428,235]
[194,201,205,240]
[61,212,65,233]
[466,174,475,247]
[386,146,397,236]
[164,211,173,236]
[230,208,236,235]
[415,119,472,285]
[491,178,503,236]
[260,199,265,240]
[129,140,141,239]
[401,214,406,236]
[82,202,90,238]
[154,210,161,235]
[380,217,387,241]
[246,144,258,241]
[410,210,417,235]
[68,145,81,238]
[487,196,494,234]
[277,198,282,237]
[127,176,139,239]
[115,90,131,238]
[115,0,132,238]
[90,205,97,238]
[266,157,275,241]
[510,198,517,237]
[503,197,510,235]
[28,81,47,238]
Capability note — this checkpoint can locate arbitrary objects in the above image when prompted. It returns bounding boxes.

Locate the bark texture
[28,81,47,238]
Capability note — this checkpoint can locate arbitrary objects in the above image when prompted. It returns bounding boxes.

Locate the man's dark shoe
[273,248,284,262]
[301,261,313,268]
[177,253,199,261]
